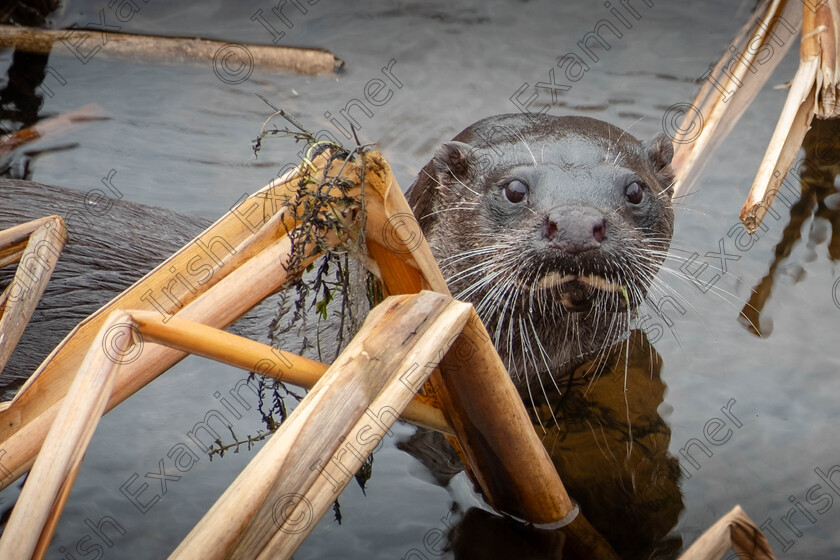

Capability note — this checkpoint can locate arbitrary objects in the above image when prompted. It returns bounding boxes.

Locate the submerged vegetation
[208,103,384,500]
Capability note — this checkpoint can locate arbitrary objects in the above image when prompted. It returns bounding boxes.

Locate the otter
[0,114,674,400]
[406,113,675,393]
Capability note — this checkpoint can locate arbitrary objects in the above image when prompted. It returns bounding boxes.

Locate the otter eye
[625,181,644,204]
[504,180,528,203]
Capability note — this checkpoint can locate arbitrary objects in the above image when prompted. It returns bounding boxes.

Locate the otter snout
[544,208,606,254]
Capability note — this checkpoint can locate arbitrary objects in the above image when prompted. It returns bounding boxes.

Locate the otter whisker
[420,204,480,220]
[439,245,504,265]
[657,179,677,199]
[526,313,565,397]
[653,266,766,338]
[518,316,557,432]
[444,164,481,197]
[444,251,510,282]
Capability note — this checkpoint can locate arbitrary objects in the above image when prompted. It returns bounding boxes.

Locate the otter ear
[432,141,475,185]
[644,133,675,196]
[644,133,674,174]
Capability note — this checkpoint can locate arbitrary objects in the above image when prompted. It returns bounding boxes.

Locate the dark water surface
[2,0,840,558]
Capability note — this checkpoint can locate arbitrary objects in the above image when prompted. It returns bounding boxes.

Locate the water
[1,0,839,558]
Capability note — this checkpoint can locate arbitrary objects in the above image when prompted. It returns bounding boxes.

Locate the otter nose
[544,210,606,254]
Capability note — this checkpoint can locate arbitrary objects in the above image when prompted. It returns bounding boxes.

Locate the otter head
[407,114,675,385]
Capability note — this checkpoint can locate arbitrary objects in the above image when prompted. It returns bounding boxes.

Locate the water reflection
[529,330,683,558]
[401,331,684,559]
[0,2,61,178]
[0,2,59,129]
[740,118,840,336]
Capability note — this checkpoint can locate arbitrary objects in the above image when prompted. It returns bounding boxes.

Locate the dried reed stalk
[130,310,451,433]
[169,292,471,559]
[0,216,66,374]
[678,505,777,560]
[0,311,124,559]
[742,1,840,232]
[671,0,802,197]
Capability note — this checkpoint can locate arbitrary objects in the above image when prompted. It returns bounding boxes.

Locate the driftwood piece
[671,0,802,197]
[0,104,108,155]
[169,292,472,559]
[130,310,451,433]
[0,216,66,374]
[678,506,777,560]
[0,24,342,75]
[0,311,123,560]
[741,1,840,232]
